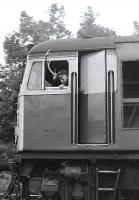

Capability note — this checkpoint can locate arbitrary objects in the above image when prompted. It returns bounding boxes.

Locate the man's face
[59,74,68,85]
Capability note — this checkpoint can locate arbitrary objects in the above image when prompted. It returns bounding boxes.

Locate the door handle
[80,90,87,96]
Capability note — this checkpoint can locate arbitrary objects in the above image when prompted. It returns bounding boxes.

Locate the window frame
[41,53,78,95]
[25,52,78,95]
[44,59,69,90]
[121,60,139,129]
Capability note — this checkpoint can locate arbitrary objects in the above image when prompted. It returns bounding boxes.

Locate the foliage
[77,6,116,38]
[0,171,11,193]
[19,4,72,43]
[19,11,50,44]
[3,32,27,65]
[0,64,23,142]
[48,3,72,39]
[3,4,72,66]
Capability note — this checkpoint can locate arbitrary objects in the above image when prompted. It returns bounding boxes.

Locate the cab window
[28,62,42,90]
[45,60,69,88]
[122,61,139,128]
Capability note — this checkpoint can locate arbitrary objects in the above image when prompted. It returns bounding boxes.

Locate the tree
[3,11,38,65]
[48,3,72,39]
[0,64,23,142]
[19,11,37,43]
[19,11,50,44]
[4,4,72,65]
[3,32,27,65]
[77,6,116,38]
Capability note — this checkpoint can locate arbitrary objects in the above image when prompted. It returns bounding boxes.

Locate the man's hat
[58,69,68,75]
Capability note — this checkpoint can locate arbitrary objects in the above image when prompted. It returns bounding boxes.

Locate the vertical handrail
[112,169,121,200]
[71,72,78,144]
[108,70,115,143]
[96,168,99,200]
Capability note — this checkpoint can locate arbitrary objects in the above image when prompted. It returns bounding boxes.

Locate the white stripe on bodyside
[17,96,24,151]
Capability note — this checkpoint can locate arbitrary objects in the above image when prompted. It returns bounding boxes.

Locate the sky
[0,0,139,64]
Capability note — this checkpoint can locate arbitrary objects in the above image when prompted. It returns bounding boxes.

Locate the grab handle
[108,70,115,143]
[71,72,78,144]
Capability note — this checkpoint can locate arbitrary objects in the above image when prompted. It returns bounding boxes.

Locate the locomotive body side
[16,37,139,151]
[14,37,139,200]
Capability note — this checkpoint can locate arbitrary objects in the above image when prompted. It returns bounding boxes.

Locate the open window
[45,60,69,89]
[122,61,139,128]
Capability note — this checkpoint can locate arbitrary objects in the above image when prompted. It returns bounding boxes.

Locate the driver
[52,69,68,88]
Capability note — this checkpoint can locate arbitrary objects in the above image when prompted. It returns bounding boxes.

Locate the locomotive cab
[16,36,139,151]
[14,37,139,200]
[16,38,117,151]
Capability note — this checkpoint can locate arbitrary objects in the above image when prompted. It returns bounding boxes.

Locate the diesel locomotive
[12,36,139,200]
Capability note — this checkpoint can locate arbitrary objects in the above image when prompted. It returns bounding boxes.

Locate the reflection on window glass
[80,52,105,94]
[123,103,139,128]
[45,60,69,89]
[28,62,42,90]
[123,61,139,98]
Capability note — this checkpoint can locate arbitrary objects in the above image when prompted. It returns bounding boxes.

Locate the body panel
[115,42,139,149]
[24,94,71,150]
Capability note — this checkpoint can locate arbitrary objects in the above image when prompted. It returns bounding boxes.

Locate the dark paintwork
[29,36,139,54]
[79,93,106,144]
[20,151,139,160]
[29,37,115,54]
[24,94,71,150]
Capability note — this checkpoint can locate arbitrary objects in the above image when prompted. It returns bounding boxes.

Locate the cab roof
[29,36,139,54]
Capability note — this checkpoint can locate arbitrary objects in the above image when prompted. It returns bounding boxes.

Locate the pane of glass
[123,103,139,128]
[80,54,105,94]
[28,62,42,90]
[123,83,139,98]
[123,61,139,98]
[45,60,69,88]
